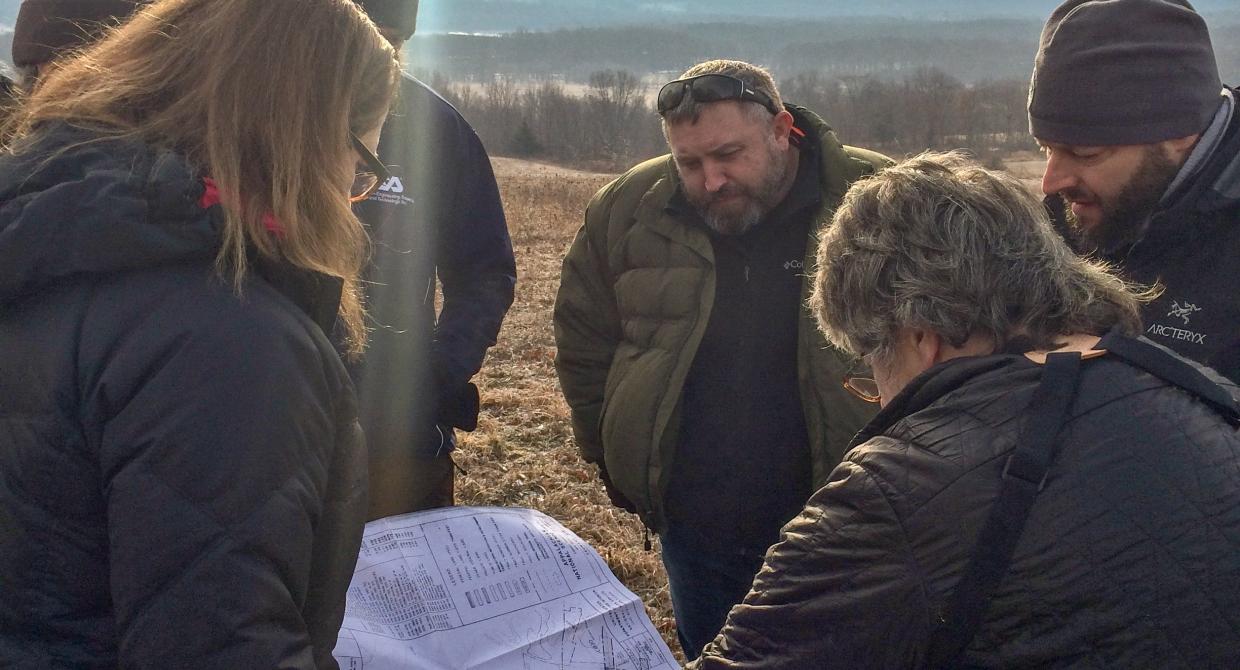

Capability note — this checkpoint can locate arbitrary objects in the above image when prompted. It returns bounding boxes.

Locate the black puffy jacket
[692,336,1240,668]
[0,126,366,668]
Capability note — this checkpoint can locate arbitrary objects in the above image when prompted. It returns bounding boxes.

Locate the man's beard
[1062,145,1181,254]
[687,139,791,236]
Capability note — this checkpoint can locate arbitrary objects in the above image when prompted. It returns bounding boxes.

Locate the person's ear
[911,328,945,368]
[771,110,794,148]
[1162,133,1201,165]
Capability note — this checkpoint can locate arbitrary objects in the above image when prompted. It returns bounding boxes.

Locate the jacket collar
[1161,88,1234,208]
[1131,87,1240,253]
[1181,86,1240,215]
[251,253,343,334]
[849,354,1024,449]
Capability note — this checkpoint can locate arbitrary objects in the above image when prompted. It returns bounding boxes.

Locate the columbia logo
[378,176,405,194]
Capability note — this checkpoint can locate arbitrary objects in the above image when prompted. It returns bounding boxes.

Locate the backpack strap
[928,332,1240,667]
[925,351,1083,668]
[1098,331,1240,426]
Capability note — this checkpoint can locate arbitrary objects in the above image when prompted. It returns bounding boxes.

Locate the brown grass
[452,159,684,659]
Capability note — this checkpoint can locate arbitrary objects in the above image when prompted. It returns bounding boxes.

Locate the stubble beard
[1062,146,1181,254]
[689,137,792,237]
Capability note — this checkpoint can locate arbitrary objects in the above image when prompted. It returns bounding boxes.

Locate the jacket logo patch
[1167,300,1202,325]
[365,175,414,207]
[1147,322,1207,345]
[782,259,805,272]
[379,176,405,194]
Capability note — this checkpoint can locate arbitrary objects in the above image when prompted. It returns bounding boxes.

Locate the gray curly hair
[810,151,1153,364]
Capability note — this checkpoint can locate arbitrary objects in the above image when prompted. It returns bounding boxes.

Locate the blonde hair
[5,0,399,354]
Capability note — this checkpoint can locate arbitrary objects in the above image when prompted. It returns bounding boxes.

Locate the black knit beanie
[356,0,418,38]
[12,0,144,68]
[1028,0,1222,145]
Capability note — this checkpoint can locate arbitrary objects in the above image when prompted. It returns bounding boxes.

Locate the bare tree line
[418,67,1035,171]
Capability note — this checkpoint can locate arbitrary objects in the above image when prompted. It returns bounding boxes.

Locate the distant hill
[416,0,1238,32]
[407,15,1240,86]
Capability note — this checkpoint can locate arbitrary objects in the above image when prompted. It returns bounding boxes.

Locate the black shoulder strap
[925,351,1083,668]
[927,334,1240,667]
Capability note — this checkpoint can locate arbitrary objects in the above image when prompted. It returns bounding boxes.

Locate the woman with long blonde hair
[0,0,398,666]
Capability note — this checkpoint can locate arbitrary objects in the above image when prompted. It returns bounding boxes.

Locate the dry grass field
[452,152,1049,662]
[450,158,685,658]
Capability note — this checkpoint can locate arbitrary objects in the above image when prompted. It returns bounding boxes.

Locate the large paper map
[333,507,679,669]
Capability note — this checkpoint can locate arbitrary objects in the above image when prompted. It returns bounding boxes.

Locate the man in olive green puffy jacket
[553,59,889,660]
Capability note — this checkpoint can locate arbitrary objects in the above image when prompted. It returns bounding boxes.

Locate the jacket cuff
[439,382,480,431]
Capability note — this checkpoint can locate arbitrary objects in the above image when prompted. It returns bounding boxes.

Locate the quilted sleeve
[552,180,625,465]
[689,449,933,668]
[86,280,348,669]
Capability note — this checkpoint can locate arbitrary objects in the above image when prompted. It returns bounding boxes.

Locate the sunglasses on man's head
[350,133,393,203]
[656,73,781,117]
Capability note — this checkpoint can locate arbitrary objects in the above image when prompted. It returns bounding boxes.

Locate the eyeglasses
[656,73,781,117]
[350,133,393,203]
[842,360,881,404]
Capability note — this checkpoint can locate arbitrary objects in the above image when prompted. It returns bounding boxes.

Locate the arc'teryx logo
[1167,300,1201,325]
[1148,298,1207,345]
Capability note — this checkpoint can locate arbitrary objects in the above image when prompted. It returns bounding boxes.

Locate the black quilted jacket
[0,126,366,669]
[692,339,1240,668]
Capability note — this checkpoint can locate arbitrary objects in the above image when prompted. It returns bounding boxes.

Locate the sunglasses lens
[657,74,758,115]
[350,172,379,203]
[657,82,686,114]
[689,75,738,103]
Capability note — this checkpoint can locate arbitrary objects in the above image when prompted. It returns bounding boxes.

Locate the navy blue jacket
[348,74,515,460]
[0,126,366,668]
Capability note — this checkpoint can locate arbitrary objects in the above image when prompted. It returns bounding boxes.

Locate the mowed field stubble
[451,153,1049,659]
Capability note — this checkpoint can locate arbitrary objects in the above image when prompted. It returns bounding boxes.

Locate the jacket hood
[1195,101,1240,214]
[1164,86,1240,217]
[0,124,221,304]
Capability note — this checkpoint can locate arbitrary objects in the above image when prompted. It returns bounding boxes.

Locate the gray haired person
[689,152,1240,668]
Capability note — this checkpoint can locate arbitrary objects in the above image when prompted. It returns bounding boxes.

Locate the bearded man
[553,59,889,659]
[1033,0,1239,381]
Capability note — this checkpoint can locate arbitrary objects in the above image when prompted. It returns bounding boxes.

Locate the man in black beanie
[1031,0,1240,382]
[11,0,144,89]
[347,0,516,520]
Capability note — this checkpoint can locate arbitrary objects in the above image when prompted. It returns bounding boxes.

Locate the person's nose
[703,161,728,194]
[1041,151,1078,196]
